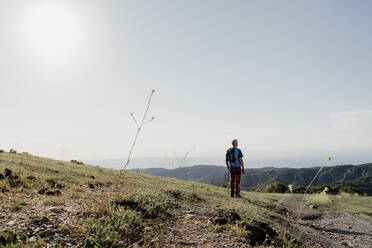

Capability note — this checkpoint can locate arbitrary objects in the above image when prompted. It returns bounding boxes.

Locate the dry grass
[0,151,370,247]
[305,193,372,221]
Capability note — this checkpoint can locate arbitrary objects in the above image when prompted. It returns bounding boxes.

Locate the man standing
[225,139,244,197]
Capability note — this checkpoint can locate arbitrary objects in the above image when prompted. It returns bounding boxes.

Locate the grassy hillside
[0,151,371,247]
[135,164,372,195]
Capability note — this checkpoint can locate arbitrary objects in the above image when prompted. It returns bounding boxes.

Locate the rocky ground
[155,205,244,248]
[0,187,91,247]
[281,196,372,248]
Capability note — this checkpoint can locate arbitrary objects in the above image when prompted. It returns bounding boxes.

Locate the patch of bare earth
[155,203,247,248]
[281,196,372,248]
[0,189,95,246]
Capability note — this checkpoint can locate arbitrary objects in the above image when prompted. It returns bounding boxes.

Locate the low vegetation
[257,181,364,196]
[264,181,287,193]
[0,151,371,247]
[138,163,372,195]
[305,194,372,221]
[84,208,143,248]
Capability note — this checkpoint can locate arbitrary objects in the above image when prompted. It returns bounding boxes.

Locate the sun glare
[25,6,80,55]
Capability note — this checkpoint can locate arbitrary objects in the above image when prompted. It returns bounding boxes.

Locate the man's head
[232,139,238,148]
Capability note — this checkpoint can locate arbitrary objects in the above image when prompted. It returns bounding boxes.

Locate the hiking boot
[236,193,242,198]
[230,191,235,198]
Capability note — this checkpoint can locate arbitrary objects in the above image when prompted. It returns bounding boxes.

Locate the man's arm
[240,157,244,174]
[225,150,230,170]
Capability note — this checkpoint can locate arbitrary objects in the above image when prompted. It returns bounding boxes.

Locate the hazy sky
[1,1,372,167]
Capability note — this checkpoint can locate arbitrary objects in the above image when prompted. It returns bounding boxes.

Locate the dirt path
[281,196,372,248]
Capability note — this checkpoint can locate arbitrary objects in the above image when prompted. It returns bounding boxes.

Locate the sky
[1,0,372,169]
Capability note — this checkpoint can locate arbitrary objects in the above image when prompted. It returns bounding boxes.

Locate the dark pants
[229,167,241,197]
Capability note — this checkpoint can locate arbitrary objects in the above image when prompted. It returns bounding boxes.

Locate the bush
[264,181,287,193]
[84,208,143,248]
[292,186,306,194]
[0,149,4,153]
[71,160,84,165]
[338,186,362,195]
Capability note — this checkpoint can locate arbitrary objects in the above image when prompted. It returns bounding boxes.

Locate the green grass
[44,197,65,206]
[9,202,23,212]
[1,151,371,247]
[84,208,143,248]
[304,193,372,221]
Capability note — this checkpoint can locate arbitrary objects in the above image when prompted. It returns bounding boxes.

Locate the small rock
[39,229,54,238]
[26,175,36,181]
[28,236,37,242]
[5,168,12,178]
[45,190,62,196]
[20,234,27,241]
[47,207,59,212]
[7,220,15,226]
[184,214,195,219]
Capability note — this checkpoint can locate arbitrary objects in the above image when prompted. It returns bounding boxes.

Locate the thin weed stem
[121,90,156,173]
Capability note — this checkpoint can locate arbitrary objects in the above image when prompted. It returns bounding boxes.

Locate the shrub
[292,186,306,194]
[264,181,287,193]
[9,202,23,212]
[71,160,84,165]
[84,208,143,248]
[305,194,332,208]
[338,186,362,195]
[9,149,17,154]
[0,149,4,153]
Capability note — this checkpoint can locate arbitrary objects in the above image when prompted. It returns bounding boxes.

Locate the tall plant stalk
[304,157,331,196]
[121,90,156,173]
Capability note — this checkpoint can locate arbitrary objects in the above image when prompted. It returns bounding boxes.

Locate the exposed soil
[153,202,286,248]
[281,195,372,248]
[154,204,248,248]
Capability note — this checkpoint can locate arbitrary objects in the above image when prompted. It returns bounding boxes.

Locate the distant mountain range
[130,163,372,195]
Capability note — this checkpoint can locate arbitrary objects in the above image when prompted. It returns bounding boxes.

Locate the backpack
[226,148,236,163]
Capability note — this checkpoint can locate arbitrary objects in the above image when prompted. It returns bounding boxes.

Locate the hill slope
[134,164,372,195]
[0,151,371,248]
